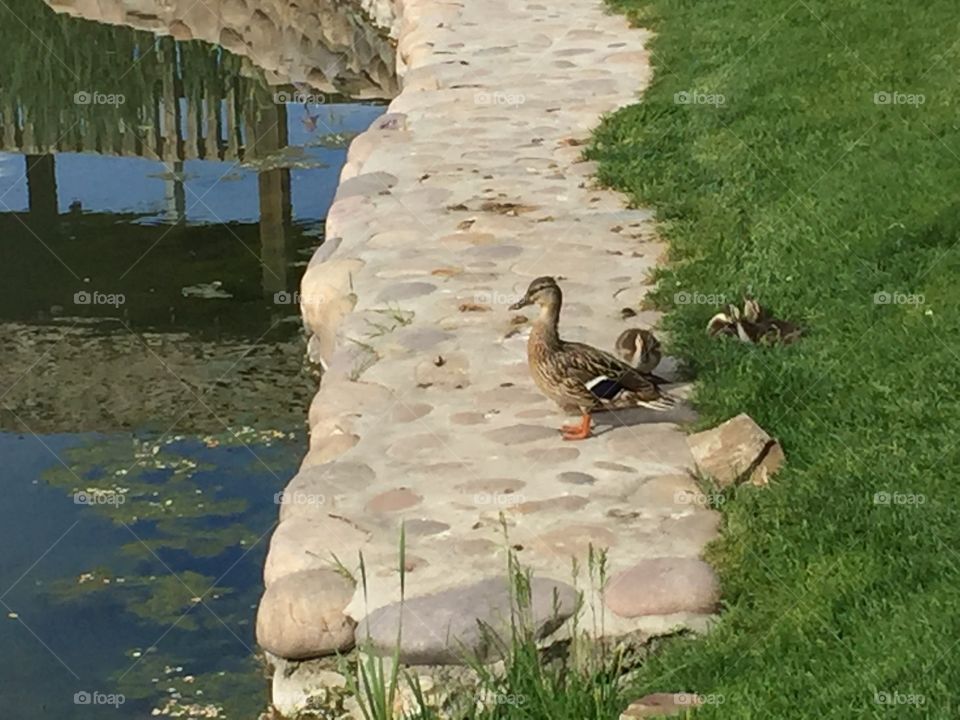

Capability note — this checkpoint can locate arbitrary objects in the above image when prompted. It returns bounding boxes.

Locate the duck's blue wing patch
[585,375,623,400]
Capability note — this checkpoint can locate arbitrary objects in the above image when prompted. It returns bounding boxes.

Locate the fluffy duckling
[706,299,802,345]
[740,298,803,345]
[614,327,662,374]
[706,306,740,339]
[509,277,674,440]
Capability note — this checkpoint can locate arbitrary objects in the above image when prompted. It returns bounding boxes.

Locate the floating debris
[180,281,232,300]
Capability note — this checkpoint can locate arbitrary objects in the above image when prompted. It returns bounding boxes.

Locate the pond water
[0,1,385,716]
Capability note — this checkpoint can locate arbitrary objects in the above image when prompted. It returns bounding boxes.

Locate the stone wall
[45,0,400,98]
[259,0,723,716]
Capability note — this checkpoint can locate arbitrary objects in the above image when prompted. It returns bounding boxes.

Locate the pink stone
[366,488,423,513]
[604,558,720,618]
[451,412,487,425]
[532,524,617,558]
[512,496,589,514]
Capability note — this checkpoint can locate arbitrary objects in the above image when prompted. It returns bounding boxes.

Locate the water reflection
[0,84,384,433]
[0,1,385,716]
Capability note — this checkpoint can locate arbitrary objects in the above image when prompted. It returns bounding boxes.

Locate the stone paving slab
[259,0,722,671]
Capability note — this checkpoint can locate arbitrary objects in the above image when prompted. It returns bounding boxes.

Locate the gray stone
[355,576,578,664]
[484,424,557,445]
[558,471,596,485]
[264,516,370,586]
[594,461,638,473]
[335,171,399,201]
[281,462,376,519]
[256,569,356,659]
[375,281,437,302]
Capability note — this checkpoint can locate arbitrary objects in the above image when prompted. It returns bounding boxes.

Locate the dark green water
[0,1,385,716]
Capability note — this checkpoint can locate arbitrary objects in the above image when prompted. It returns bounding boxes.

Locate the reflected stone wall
[44,0,400,98]
[1,322,315,433]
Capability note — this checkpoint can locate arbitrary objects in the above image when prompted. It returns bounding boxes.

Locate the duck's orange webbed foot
[561,414,592,441]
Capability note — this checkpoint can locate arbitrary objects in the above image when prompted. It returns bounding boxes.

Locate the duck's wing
[559,341,666,402]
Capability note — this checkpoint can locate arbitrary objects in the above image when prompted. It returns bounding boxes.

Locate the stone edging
[260,0,723,713]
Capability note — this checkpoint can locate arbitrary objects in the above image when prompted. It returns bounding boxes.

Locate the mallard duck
[509,277,674,440]
[614,327,662,373]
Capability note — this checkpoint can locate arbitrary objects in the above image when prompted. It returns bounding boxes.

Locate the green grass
[586,0,960,717]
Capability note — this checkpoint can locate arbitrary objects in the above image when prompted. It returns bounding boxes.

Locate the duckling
[706,300,802,345]
[706,306,740,339]
[509,277,674,440]
[614,327,662,373]
[739,298,803,345]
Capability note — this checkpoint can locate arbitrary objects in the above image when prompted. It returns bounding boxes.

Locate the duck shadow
[591,402,697,436]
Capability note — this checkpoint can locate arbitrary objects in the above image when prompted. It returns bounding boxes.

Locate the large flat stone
[604,558,720,618]
[354,576,578,664]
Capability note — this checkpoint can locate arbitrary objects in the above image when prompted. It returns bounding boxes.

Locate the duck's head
[615,327,642,362]
[509,276,561,311]
[615,328,660,363]
[742,297,769,324]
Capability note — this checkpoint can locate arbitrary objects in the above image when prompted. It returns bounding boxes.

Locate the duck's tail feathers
[635,394,676,411]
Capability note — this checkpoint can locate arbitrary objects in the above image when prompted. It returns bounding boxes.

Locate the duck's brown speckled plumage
[511,277,672,432]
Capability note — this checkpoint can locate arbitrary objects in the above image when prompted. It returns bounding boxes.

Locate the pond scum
[43,430,301,718]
